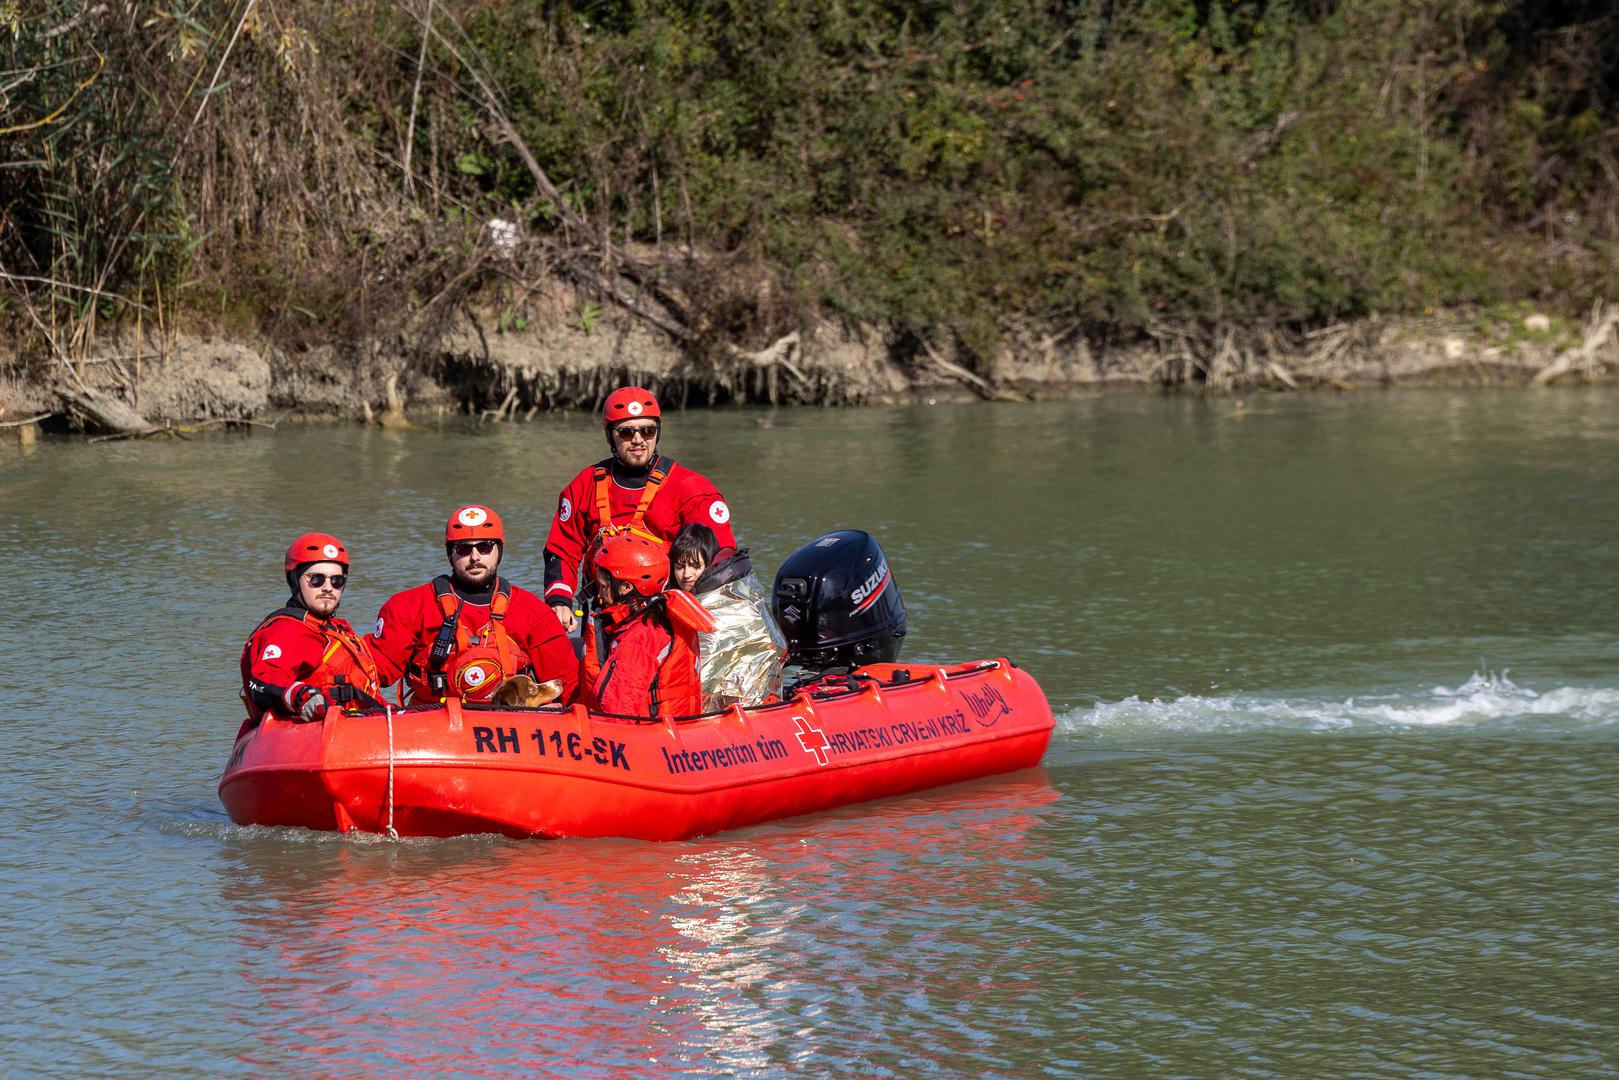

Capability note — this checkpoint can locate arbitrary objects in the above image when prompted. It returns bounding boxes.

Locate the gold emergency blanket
[695,570,786,710]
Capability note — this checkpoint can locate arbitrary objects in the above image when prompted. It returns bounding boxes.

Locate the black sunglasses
[613,424,659,441]
[304,572,347,589]
[451,540,499,557]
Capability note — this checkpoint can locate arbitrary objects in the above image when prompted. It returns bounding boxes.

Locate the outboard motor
[772,529,907,671]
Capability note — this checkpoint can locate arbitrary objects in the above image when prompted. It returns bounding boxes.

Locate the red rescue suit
[368,575,579,704]
[544,455,736,609]
[580,604,702,718]
[240,606,383,733]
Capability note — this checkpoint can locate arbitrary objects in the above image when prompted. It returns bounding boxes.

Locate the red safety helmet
[595,532,670,598]
[450,645,508,702]
[603,386,661,427]
[284,532,349,574]
[445,504,505,544]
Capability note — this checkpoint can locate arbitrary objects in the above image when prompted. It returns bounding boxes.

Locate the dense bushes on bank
[2,0,1614,380]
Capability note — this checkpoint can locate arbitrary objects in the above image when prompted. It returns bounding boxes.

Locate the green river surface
[2,387,1616,1077]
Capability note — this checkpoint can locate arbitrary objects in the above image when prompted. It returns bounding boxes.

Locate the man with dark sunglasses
[238,532,383,734]
[543,386,738,633]
[368,504,578,705]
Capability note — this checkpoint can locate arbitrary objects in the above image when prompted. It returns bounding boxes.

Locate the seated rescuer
[367,505,579,705]
[670,523,787,710]
[239,533,383,733]
[544,386,738,633]
[580,532,703,718]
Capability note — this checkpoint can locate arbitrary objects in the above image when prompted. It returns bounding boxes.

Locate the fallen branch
[920,337,995,400]
[88,423,174,444]
[180,417,279,432]
[1266,361,1299,390]
[0,412,55,428]
[84,417,275,443]
[54,383,151,434]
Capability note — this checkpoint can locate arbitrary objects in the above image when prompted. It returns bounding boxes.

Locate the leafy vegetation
[2,0,1614,381]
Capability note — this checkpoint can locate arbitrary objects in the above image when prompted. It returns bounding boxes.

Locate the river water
[2,388,1616,1076]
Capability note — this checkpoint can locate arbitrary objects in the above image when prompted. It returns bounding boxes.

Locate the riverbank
[6,2,1615,443]
[2,299,1614,439]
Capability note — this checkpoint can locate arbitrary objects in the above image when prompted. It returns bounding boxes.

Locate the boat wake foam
[1061,670,1619,737]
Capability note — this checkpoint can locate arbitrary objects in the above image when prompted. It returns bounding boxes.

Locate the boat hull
[219,659,1055,840]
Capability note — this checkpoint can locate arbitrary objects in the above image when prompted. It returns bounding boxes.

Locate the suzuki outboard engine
[772,529,906,671]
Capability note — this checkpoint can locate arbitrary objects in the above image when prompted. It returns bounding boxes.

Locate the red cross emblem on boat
[793,716,831,766]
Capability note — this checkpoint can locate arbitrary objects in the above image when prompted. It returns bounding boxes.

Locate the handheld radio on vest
[427,599,463,696]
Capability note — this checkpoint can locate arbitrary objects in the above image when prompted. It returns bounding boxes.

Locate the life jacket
[578,596,640,709]
[651,619,702,718]
[242,606,383,723]
[580,599,702,718]
[584,456,675,567]
[580,614,608,707]
[403,575,528,703]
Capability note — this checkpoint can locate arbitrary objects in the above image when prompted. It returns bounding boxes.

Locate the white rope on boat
[384,702,399,840]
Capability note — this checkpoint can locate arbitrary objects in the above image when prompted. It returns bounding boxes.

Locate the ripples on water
[1045,673,1619,1078]
[1075,669,1619,735]
[3,390,1618,1075]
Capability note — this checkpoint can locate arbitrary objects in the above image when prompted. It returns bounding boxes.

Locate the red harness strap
[408,576,519,702]
[591,456,673,545]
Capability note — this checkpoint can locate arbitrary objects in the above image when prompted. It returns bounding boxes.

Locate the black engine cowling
[772,529,906,670]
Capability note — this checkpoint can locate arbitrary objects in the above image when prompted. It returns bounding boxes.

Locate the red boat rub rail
[219,658,1056,840]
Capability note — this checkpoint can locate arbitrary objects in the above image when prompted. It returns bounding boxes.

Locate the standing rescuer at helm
[239,532,383,735]
[544,386,738,633]
[367,505,579,704]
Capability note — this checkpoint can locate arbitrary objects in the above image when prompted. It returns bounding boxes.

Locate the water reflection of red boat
[219,659,1055,840]
[223,772,1062,1074]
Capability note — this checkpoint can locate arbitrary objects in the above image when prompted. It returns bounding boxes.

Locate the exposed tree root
[1531,301,1618,386]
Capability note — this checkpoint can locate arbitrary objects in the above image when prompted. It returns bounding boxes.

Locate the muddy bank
[2,301,1615,439]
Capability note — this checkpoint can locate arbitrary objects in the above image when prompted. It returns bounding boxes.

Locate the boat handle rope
[384,702,399,840]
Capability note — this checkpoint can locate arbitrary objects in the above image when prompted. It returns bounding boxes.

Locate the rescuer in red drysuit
[579,532,703,718]
[239,532,383,736]
[544,386,737,633]
[368,505,579,705]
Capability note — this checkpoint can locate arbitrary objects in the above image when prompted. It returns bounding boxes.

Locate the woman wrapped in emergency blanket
[671,525,787,710]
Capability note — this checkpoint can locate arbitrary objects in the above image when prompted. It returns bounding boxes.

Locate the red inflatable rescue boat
[218,659,1055,840]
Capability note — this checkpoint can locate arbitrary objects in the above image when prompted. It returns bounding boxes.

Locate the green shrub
[2,0,1613,373]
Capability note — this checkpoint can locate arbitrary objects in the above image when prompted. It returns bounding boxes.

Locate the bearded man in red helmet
[239,532,383,734]
[580,532,704,718]
[544,386,737,633]
[368,505,578,705]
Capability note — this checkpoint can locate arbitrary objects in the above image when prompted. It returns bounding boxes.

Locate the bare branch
[402,0,433,198]
[43,3,109,40]
[0,271,148,311]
